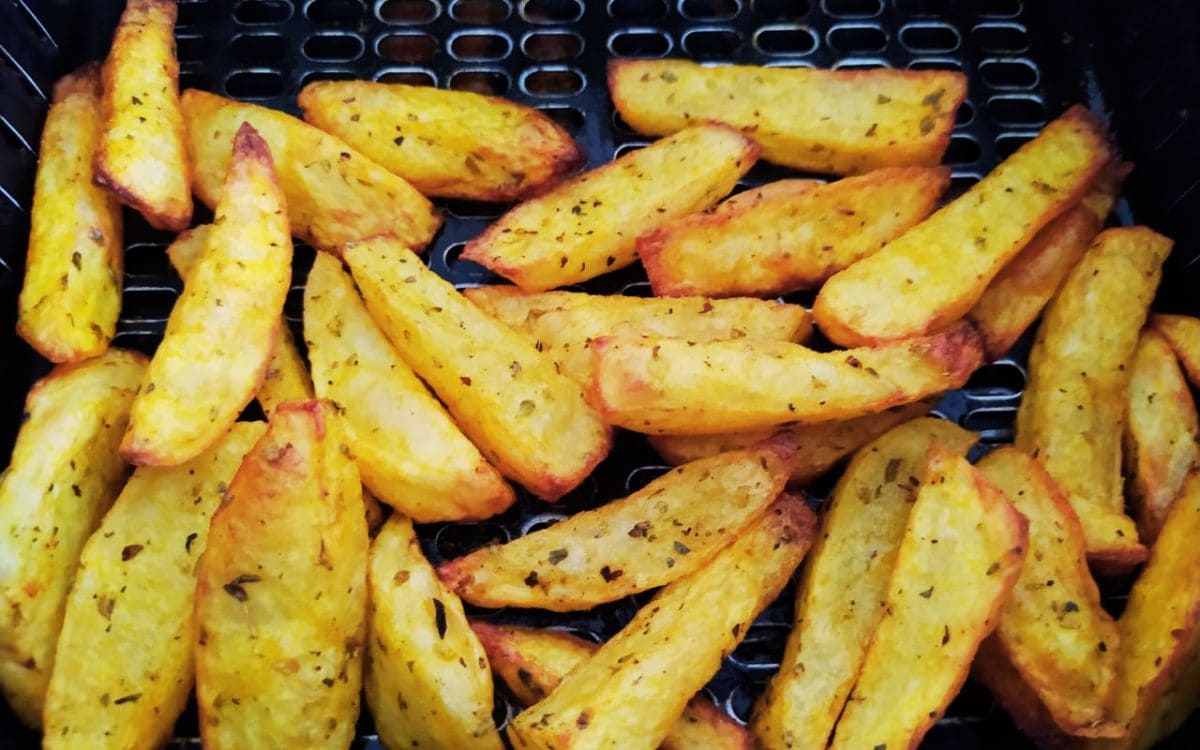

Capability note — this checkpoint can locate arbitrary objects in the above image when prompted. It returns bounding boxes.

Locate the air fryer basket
[1,0,1198,747]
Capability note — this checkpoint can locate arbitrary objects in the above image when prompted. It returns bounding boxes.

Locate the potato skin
[299,80,584,201]
[1152,313,1200,387]
[0,349,145,727]
[18,64,123,363]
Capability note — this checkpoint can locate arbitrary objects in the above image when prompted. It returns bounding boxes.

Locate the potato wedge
[1151,314,1200,387]
[167,225,314,417]
[366,516,503,750]
[1015,226,1172,570]
[17,64,123,363]
[640,167,949,298]
[181,89,440,254]
[304,252,514,521]
[648,399,936,484]
[194,401,368,749]
[471,622,752,750]
[1082,470,1200,750]
[506,494,817,750]
[976,447,1121,737]
[828,447,1027,749]
[814,106,1113,347]
[608,59,965,175]
[461,124,757,291]
[969,162,1128,359]
[438,442,790,611]
[0,349,145,727]
[299,80,584,201]
[94,0,191,230]
[465,286,811,386]
[343,236,612,501]
[753,418,976,750]
[972,638,1071,750]
[590,322,983,434]
[1124,330,1199,543]
[121,124,291,467]
[43,422,264,750]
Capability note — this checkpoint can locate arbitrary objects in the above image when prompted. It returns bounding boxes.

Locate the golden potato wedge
[181,89,440,254]
[752,417,976,750]
[343,236,612,501]
[1082,470,1200,750]
[1124,330,1199,544]
[648,399,937,484]
[167,224,314,417]
[969,162,1128,359]
[830,446,1027,749]
[814,106,1113,347]
[121,124,291,467]
[640,167,949,298]
[465,286,811,386]
[304,252,514,521]
[17,64,123,363]
[194,401,368,749]
[590,322,983,434]
[471,622,752,750]
[43,422,264,750]
[608,59,965,175]
[461,124,758,291]
[438,442,790,611]
[976,447,1121,737]
[299,80,584,201]
[972,639,1071,750]
[1151,314,1200,387]
[94,0,191,230]
[0,349,145,727]
[506,494,817,750]
[366,516,503,750]
[1015,226,1173,570]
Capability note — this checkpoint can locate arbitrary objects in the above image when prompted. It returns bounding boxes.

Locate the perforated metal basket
[2,0,1199,747]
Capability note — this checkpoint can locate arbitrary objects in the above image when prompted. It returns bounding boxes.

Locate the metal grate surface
[0,0,1199,747]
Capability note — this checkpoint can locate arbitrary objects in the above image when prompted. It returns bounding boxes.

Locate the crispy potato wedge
[43,422,264,750]
[461,124,757,291]
[973,638,1071,750]
[590,322,982,434]
[471,622,752,750]
[0,349,145,727]
[94,0,191,230]
[649,399,936,484]
[121,124,291,467]
[969,162,1128,359]
[829,447,1027,749]
[640,167,949,298]
[1151,314,1200,387]
[167,225,313,417]
[299,80,584,201]
[438,442,790,611]
[1015,226,1172,570]
[976,447,1121,737]
[608,59,965,175]
[304,252,514,521]
[17,64,123,363]
[506,495,817,750]
[343,236,612,501]
[194,401,368,749]
[814,106,1113,347]
[1082,470,1200,750]
[465,286,811,386]
[1124,330,1199,544]
[366,516,503,750]
[753,418,976,750]
[181,89,440,254]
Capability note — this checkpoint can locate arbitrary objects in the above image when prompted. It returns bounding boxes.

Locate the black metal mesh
[1,0,1199,747]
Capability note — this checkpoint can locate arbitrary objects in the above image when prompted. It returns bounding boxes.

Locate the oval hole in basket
[121,286,180,323]
[980,58,1039,89]
[680,0,741,21]
[303,33,364,62]
[378,32,438,63]
[972,22,1030,53]
[523,30,585,60]
[111,330,164,356]
[608,30,672,57]
[233,0,292,24]
[520,0,585,23]
[908,56,963,71]
[894,0,949,14]
[681,28,743,57]
[224,69,286,98]
[607,0,668,20]
[619,281,653,298]
[375,68,437,86]
[822,0,882,17]
[446,198,509,218]
[231,33,288,64]
[442,244,501,283]
[305,0,364,24]
[625,465,671,494]
[520,512,568,535]
[961,406,1017,437]
[450,69,511,95]
[300,70,358,87]
[986,94,1047,127]
[179,69,211,90]
[728,622,790,670]
[944,134,981,164]
[611,109,637,134]
[827,24,888,53]
[523,68,585,96]
[995,131,1034,158]
[612,142,647,159]
[753,0,809,18]
[124,242,172,279]
[724,682,759,724]
[176,35,206,62]
[964,361,1025,395]
[980,0,1022,17]
[539,105,585,133]
[379,0,441,24]
[755,25,819,55]
[450,0,513,23]
[957,99,975,124]
[492,694,515,731]
[832,57,889,70]
[899,22,960,53]
[434,522,511,561]
[450,31,513,61]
